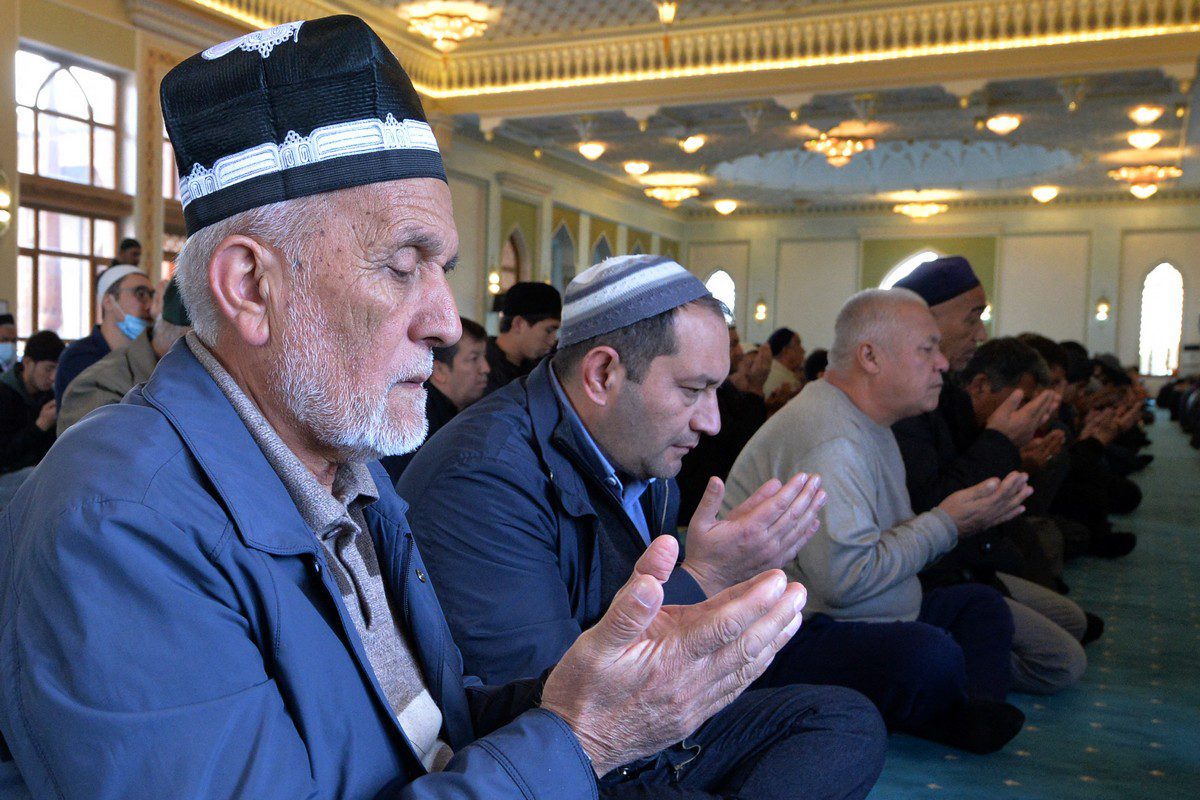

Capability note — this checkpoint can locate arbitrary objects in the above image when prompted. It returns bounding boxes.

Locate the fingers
[588,573,663,654]
[688,477,727,533]
[685,570,790,657]
[634,535,680,583]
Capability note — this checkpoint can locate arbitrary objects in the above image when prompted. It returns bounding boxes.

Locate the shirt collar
[547,364,653,505]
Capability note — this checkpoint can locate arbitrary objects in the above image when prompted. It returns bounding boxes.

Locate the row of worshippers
[0,16,885,800]
[0,15,1149,800]
[1156,369,1200,446]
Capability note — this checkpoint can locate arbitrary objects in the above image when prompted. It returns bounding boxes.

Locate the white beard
[270,281,432,463]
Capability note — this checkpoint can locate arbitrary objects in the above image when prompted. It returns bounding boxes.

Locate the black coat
[0,368,55,474]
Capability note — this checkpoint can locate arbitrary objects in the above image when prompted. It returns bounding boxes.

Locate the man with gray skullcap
[402,254,886,800]
[0,18,810,800]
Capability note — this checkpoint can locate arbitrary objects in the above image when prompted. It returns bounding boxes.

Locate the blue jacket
[399,361,704,686]
[0,343,597,800]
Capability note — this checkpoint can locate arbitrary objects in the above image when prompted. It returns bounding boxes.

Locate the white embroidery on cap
[179,114,441,207]
[202,21,305,60]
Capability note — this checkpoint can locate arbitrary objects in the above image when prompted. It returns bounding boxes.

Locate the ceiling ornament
[400,1,496,54]
[1058,77,1088,112]
[624,160,651,175]
[574,116,605,160]
[644,185,700,206]
[893,201,949,219]
[639,170,709,207]
[1129,105,1165,126]
[679,134,707,154]
[1030,185,1060,203]
[1108,164,1182,198]
[985,113,1021,135]
[804,133,876,167]
[713,199,738,215]
[1127,130,1162,150]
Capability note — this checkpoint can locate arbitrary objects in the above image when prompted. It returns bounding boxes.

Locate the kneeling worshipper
[0,16,813,799]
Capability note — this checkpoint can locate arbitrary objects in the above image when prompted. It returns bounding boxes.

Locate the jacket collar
[525,361,600,519]
[138,339,322,556]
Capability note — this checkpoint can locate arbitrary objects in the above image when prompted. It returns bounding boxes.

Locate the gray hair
[829,288,928,371]
[173,194,327,346]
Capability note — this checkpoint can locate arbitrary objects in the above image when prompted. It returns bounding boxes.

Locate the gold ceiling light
[657,1,678,25]
[679,134,707,154]
[713,199,738,215]
[1108,164,1182,183]
[985,113,1022,135]
[624,160,651,176]
[893,202,948,220]
[577,141,606,160]
[1127,130,1163,150]
[1130,183,1158,199]
[1129,104,1165,126]
[401,1,494,54]
[644,186,699,207]
[1030,185,1060,203]
[804,133,875,167]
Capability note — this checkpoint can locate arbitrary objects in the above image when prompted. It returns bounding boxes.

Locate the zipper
[400,532,415,624]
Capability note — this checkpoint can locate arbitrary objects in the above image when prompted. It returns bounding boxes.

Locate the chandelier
[893,202,948,220]
[644,186,700,207]
[1107,165,1182,183]
[402,1,494,54]
[804,133,875,167]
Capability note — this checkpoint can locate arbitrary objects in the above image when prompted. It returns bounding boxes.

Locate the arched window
[499,228,526,291]
[881,250,940,288]
[1138,262,1184,376]
[591,235,613,266]
[550,224,575,290]
[705,269,736,324]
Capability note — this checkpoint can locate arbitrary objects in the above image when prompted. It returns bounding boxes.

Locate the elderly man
[380,316,489,483]
[0,17,808,800]
[725,289,1032,753]
[401,255,886,799]
[57,278,192,435]
[54,264,156,400]
[484,281,562,395]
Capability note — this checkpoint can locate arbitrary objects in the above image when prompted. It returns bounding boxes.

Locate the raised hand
[939,471,1033,536]
[986,389,1061,448]
[541,536,806,777]
[35,399,57,432]
[1020,429,1066,472]
[681,473,825,597]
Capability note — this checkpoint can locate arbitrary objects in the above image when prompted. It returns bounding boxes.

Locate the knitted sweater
[723,379,958,623]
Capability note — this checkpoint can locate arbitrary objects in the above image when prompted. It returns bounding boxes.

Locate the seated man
[57,278,192,435]
[484,282,561,395]
[54,265,156,401]
[762,326,805,397]
[0,17,809,799]
[403,255,886,798]
[380,315,490,483]
[0,330,63,476]
[725,288,1032,752]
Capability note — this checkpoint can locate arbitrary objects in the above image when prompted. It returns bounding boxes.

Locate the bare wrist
[679,560,723,597]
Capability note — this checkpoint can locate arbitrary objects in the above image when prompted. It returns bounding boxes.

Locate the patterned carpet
[868,412,1200,800]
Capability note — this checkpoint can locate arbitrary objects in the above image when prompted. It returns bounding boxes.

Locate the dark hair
[552,295,726,383]
[498,311,559,334]
[767,327,796,357]
[434,317,487,365]
[961,337,1047,391]
[1017,333,1068,375]
[803,348,829,382]
[118,238,142,251]
[1058,340,1092,384]
[23,330,65,363]
[0,313,14,327]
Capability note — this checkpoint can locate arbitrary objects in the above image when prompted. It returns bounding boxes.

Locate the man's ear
[577,346,624,407]
[510,316,529,334]
[209,235,284,348]
[430,359,451,384]
[857,341,882,375]
[965,372,990,400]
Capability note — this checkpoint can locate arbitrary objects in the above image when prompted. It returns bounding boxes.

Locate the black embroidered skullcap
[162,15,445,235]
[502,282,563,320]
[893,255,981,307]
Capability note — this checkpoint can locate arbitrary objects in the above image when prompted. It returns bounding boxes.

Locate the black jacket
[0,368,55,474]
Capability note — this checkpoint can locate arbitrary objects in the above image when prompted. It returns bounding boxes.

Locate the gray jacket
[58,330,157,435]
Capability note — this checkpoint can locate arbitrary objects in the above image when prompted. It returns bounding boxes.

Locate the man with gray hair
[0,17,807,799]
[725,288,1033,753]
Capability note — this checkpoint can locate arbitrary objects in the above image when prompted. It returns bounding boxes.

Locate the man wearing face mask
[0,314,17,374]
[54,265,156,401]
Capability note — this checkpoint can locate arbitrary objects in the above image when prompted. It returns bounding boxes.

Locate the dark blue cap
[894,255,981,306]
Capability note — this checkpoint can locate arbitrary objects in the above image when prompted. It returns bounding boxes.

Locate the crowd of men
[0,14,1158,800]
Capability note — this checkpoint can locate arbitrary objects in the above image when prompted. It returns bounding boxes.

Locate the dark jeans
[600,685,885,800]
[757,584,1015,730]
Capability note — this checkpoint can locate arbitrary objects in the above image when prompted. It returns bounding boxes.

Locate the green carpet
[867,412,1200,799]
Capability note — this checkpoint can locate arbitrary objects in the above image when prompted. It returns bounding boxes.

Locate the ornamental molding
[137,0,1200,115]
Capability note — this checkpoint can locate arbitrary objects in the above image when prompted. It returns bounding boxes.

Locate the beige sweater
[723,379,957,623]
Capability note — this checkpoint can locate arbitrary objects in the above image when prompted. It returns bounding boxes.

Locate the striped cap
[558,255,710,348]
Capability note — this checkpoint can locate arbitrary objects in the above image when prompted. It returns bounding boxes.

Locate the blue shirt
[548,367,654,544]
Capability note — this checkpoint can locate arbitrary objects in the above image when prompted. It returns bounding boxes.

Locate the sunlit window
[705,269,736,324]
[881,250,940,288]
[499,230,524,292]
[1138,262,1184,376]
[16,49,119,189]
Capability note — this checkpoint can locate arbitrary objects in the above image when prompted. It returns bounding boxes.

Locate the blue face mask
[0,342,15,370]
[117,314,150,341]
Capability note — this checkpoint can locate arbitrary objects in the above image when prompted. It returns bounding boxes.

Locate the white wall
[686,241,750,330]
[996,233,1090,342]
[775,239,858,350]
[1119,231,1200,367]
